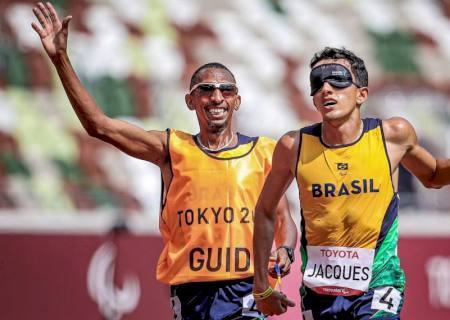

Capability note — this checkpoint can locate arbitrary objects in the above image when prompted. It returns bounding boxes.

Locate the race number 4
[371,286,402,314]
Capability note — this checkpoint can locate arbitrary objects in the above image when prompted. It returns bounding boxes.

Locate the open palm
[31,2,72,58]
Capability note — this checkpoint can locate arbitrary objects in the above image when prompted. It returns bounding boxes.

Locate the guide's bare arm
[31,2,167,166]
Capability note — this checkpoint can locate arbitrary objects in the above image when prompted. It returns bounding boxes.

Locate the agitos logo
[87,242,141,320]
[337,162,348,176]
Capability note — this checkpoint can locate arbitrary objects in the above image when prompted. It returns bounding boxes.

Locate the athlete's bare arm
[31,2,168,167]
[383,117,450,188]
[253,131,299,316]
[271,195,297,277]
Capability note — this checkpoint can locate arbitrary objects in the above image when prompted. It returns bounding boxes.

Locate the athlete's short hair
[310,47,368,88]
[190,62,236,89]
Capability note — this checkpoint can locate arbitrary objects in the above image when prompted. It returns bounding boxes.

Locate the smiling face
[311,59,368,123]
[185,67,241,133]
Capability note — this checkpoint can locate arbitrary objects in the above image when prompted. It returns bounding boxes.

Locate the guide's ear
[233,95,241,111]
[185,94,195,111]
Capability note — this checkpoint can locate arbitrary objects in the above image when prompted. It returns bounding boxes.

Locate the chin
[321,108,348,120]
[208,121,227,130]
[321,113,340,121]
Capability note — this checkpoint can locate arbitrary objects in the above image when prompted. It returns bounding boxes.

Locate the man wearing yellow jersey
[32,2,297,319]
[253,47,450,319]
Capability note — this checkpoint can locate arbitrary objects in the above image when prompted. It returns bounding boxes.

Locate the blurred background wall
[0,0,449,319]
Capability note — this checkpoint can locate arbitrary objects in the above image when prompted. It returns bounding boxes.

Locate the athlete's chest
[297,129,393,202]
[308,151,381,183]
[300,136,385,182]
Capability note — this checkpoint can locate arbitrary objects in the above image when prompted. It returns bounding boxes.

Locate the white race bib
[303,245,374,295]
[371,286,402,314]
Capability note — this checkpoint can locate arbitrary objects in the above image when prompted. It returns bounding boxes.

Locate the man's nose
[321,81,334,93]
[210,88,224,102]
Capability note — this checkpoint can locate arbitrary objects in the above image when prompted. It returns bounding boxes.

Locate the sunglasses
[310,63,359,96]
[189,82,238,97]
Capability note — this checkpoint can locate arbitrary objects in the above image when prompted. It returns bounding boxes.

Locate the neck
[197,130,236,151]
[321,118,364,146]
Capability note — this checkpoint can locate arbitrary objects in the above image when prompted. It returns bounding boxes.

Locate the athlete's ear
[233,95,241,111]
[185,94,195,111]
[356,87,368,105]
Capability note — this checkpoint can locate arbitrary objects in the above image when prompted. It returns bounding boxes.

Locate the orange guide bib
[157,129,275,285]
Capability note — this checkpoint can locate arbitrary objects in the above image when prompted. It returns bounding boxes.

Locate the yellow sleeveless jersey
[157,129,275,285]
[297,118,404,296]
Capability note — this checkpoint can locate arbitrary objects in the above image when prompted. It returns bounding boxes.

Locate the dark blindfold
[310,63,358,96]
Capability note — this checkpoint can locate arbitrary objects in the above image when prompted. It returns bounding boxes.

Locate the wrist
[277,245,295,263]
[253,276,269,293]
[51,51,69,64]
[253,286,273,300]
[253,282,269,293]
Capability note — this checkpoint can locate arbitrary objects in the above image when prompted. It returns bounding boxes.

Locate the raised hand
[31,2,72,59]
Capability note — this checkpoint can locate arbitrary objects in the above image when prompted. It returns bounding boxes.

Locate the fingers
[268,270,278,278]
[281,294,296,307]
[257,293,294,317]
[275,251,293,275]
[33,2,61,30]
[45,2,61,26]
[61,16,73,31]
[269,298,291,315]
[280,262,291,276]
[31,22,45,37]
[32,6,49,32]
[267,249,292,280]
[277,258,288,270]
[37,2,52,25]
[32,2,72,37]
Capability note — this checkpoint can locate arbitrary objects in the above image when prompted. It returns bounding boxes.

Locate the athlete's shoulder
[381,117,417,145]
[277,130,300,148]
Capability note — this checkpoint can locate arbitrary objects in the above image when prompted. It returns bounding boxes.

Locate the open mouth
[206,107,228,119]
[323,100,337,107]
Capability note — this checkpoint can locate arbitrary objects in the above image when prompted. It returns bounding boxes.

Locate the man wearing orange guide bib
[31,2,297,319]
